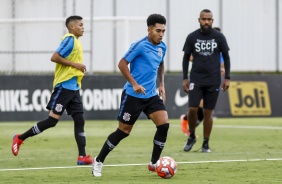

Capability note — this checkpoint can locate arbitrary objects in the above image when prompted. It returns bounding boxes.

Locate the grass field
[1,118,282,184]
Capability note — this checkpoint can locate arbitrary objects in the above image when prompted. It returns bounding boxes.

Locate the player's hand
[158,85,166,102]
[182,79,189,93]
[73,63,86,73]
[221,79,230,91]
[133,84,146,95]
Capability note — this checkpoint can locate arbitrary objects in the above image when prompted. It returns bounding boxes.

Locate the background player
[11,15,93,165]
[182,9,231,153]
[181,26,225,136]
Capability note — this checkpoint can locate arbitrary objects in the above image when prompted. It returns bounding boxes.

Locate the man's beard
[200,24,212,34]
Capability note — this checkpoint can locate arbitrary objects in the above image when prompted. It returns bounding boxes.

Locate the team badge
[189,83,195,91]
[158,48,163,57]
[123,112,131,121]
[55,104,63,112]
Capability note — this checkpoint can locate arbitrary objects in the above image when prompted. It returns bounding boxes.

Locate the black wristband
[225,76,230,79]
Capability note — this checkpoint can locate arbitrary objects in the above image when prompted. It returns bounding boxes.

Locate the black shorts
[46,86,83,115]
[117,90,167,125]
[188,83,220,110]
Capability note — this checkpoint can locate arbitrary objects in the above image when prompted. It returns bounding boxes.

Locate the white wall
[169,0,221,71]
[279,0,282,71]
[0,0,281,73]
[0,0,13,70]
[223,0,277,72]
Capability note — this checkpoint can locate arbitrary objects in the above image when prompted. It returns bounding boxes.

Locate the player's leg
[148,111,169,171]
[11,87,68,156]
[18,112,59,141]
[201,84,220,153]
[72,112,86,157]
[12,113,59,156]
[92,121,131,175]
[145,96,169,171]
[92,91,142,177]
[188,106,200,138]
[180,90,189,135]
[180,114,189,136]
[181,98,204,135]
[67,92,93,165]
[71,112,93,165]
[183,84,203,152]
[95,122,131,163]
[196,99,204,127]
[202,108,213,152]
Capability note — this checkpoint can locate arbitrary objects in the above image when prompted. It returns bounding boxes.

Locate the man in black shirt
[182,9,231,152]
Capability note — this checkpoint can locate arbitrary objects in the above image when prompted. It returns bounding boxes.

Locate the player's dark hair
[200,9,212,14]
[147,14,166,27]
[65,15,83,27]
[214,27,221,31]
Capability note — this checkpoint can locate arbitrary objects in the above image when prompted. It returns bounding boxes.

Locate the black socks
[19,116,58,140]
[96,128,129,162]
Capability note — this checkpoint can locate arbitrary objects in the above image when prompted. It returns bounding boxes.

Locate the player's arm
[51,52,75,67]
[158,61,166,102]
[222,51,230,80]
[51,53,86,73]
[221,62,225,76]
[221,51,230,91]
[219,53,225,76]
[182,52,190,93]
[51,36,86,73]
[118,58,146,95]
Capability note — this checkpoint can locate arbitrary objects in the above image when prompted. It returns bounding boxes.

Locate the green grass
[1,118,282,184]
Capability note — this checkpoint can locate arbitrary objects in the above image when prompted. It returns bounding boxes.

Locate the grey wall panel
[0,0,281,72]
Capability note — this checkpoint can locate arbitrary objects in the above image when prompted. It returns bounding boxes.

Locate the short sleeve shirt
[55,36,79,90]
[123,36,166,98]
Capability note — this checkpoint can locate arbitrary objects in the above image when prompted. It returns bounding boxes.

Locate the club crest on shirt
[158,48,163,57]
[55,104,63,112]
[123,112,131,121]
[189,83,195,91]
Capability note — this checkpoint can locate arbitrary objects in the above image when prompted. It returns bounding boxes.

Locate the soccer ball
[155,156,177,179]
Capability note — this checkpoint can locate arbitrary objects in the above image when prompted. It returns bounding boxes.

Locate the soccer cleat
[183,137,197,152]
[202,145,212,153]
[148,162,156,172]
[180,114,190,136]
[77,155,93,165]
[11,134,24,156]
[92,156,103,177]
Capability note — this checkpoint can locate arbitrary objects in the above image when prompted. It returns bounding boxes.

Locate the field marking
[1,158,282,172]
[1,124,281,173]
[169,124,282,130]
[214,125,282,130]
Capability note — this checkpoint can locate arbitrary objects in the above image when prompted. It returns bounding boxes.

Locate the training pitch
[0,118,282,184]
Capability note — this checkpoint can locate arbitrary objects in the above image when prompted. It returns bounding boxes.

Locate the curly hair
[147,14,166,27]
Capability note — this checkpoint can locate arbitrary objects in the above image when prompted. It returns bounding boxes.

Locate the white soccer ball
[155,156,177,179]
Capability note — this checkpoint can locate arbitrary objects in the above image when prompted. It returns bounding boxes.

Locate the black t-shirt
[183,28,230,85]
